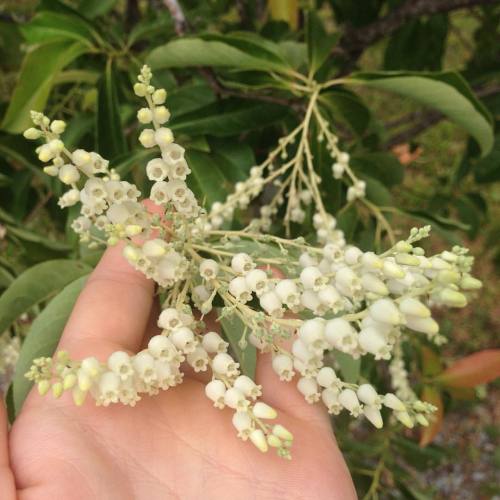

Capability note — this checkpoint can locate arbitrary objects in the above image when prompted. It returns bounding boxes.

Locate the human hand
[3,244,356,500]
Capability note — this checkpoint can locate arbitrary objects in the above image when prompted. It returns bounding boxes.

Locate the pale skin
[1,244,357,500]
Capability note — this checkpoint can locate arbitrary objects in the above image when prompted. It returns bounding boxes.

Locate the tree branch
[335,0,500,61]
[162,0,187,35]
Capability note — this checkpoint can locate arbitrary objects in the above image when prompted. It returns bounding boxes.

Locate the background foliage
[0,0,499,498]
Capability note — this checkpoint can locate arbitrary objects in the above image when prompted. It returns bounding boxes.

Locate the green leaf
[350,152,404,186]
[96,60,127,160]
[5,226,71,252]
[21,12,97,47]
[78,0,118,18]
[54,69,100,85]
[167,82,216,117]
[0,260,91,334]
[384,15,448,71]
[345,71,494,156]
[277,41,307,70]
[170,99,289,137]
[12,276,88,416]
[319,89,371,136]
[185,150,229,206]
[201,32,290,68]
[0,134,46,184]
[147,37,289,73]
[0,266,14,289]
[474,136,500,183]
[1,41,88,133]
[209,138,255,182]
[61,112,94,149]
[364,176,393,206]
[400,210,465,245]
[306,10,339,75]
[112,148,157,178]
[333,350,360,383]
[220,312,256,378]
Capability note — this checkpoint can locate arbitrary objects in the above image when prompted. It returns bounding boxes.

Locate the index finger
[58,242,155,359]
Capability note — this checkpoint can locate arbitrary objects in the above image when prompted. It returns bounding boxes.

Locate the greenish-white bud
[23,127,42,140]
[395,253,420,266]
[50,120,66,134]
[152,88,167,104]
[134,83,147,97]
[439,288,467,307]
[460,275,482,290]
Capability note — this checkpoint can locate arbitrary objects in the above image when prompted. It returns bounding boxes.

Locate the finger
[139,295,161,350]
[58,242,155,358]
[58,200,165,358]
[0,395,16,500]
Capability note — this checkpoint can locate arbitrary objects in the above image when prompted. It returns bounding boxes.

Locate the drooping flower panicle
[24,65,482,458]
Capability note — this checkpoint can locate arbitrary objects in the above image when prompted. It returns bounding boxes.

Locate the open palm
[3,245,356,500]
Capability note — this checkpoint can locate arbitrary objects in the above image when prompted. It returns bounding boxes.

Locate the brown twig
[162,0,188,35]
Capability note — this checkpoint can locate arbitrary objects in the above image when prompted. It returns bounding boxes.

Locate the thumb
[0,393,16,500]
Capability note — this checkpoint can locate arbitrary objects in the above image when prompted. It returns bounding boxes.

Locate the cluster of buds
[23,66,482,458]
[207,91,369,236]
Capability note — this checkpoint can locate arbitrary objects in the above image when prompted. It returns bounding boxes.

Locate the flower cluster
[24,65,482,458]
[207,89,368,237]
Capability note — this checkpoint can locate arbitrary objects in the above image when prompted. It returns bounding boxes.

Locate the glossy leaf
[277,41,307,69]
[1,41,87,133]
[350,152,404,186]
[419,386,444,447]
[167,82,216,117]
[6,226,71,253]
[148,37,288,73]
[12,276,88,416]
[436,349,500,388]
[345,71,494,156]
[78,0,118,18]
[333,350,360,383]
[364,176,393,206]
[306,10,339,75]
[185,150,229,206]
[319,90,371,136]
[384,15,448,71]
[112,148,158,178]
[202,32,290,69]
[0,260,90,334]
[96,60,127,160]
[21,11,97,46]
[209,138,255,182]
[474,136,500,183]
[170,99,289,137]
[220,313,257,378]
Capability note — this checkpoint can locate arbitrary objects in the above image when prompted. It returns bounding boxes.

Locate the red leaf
[419,386,443,447]
[436,349,500,388]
